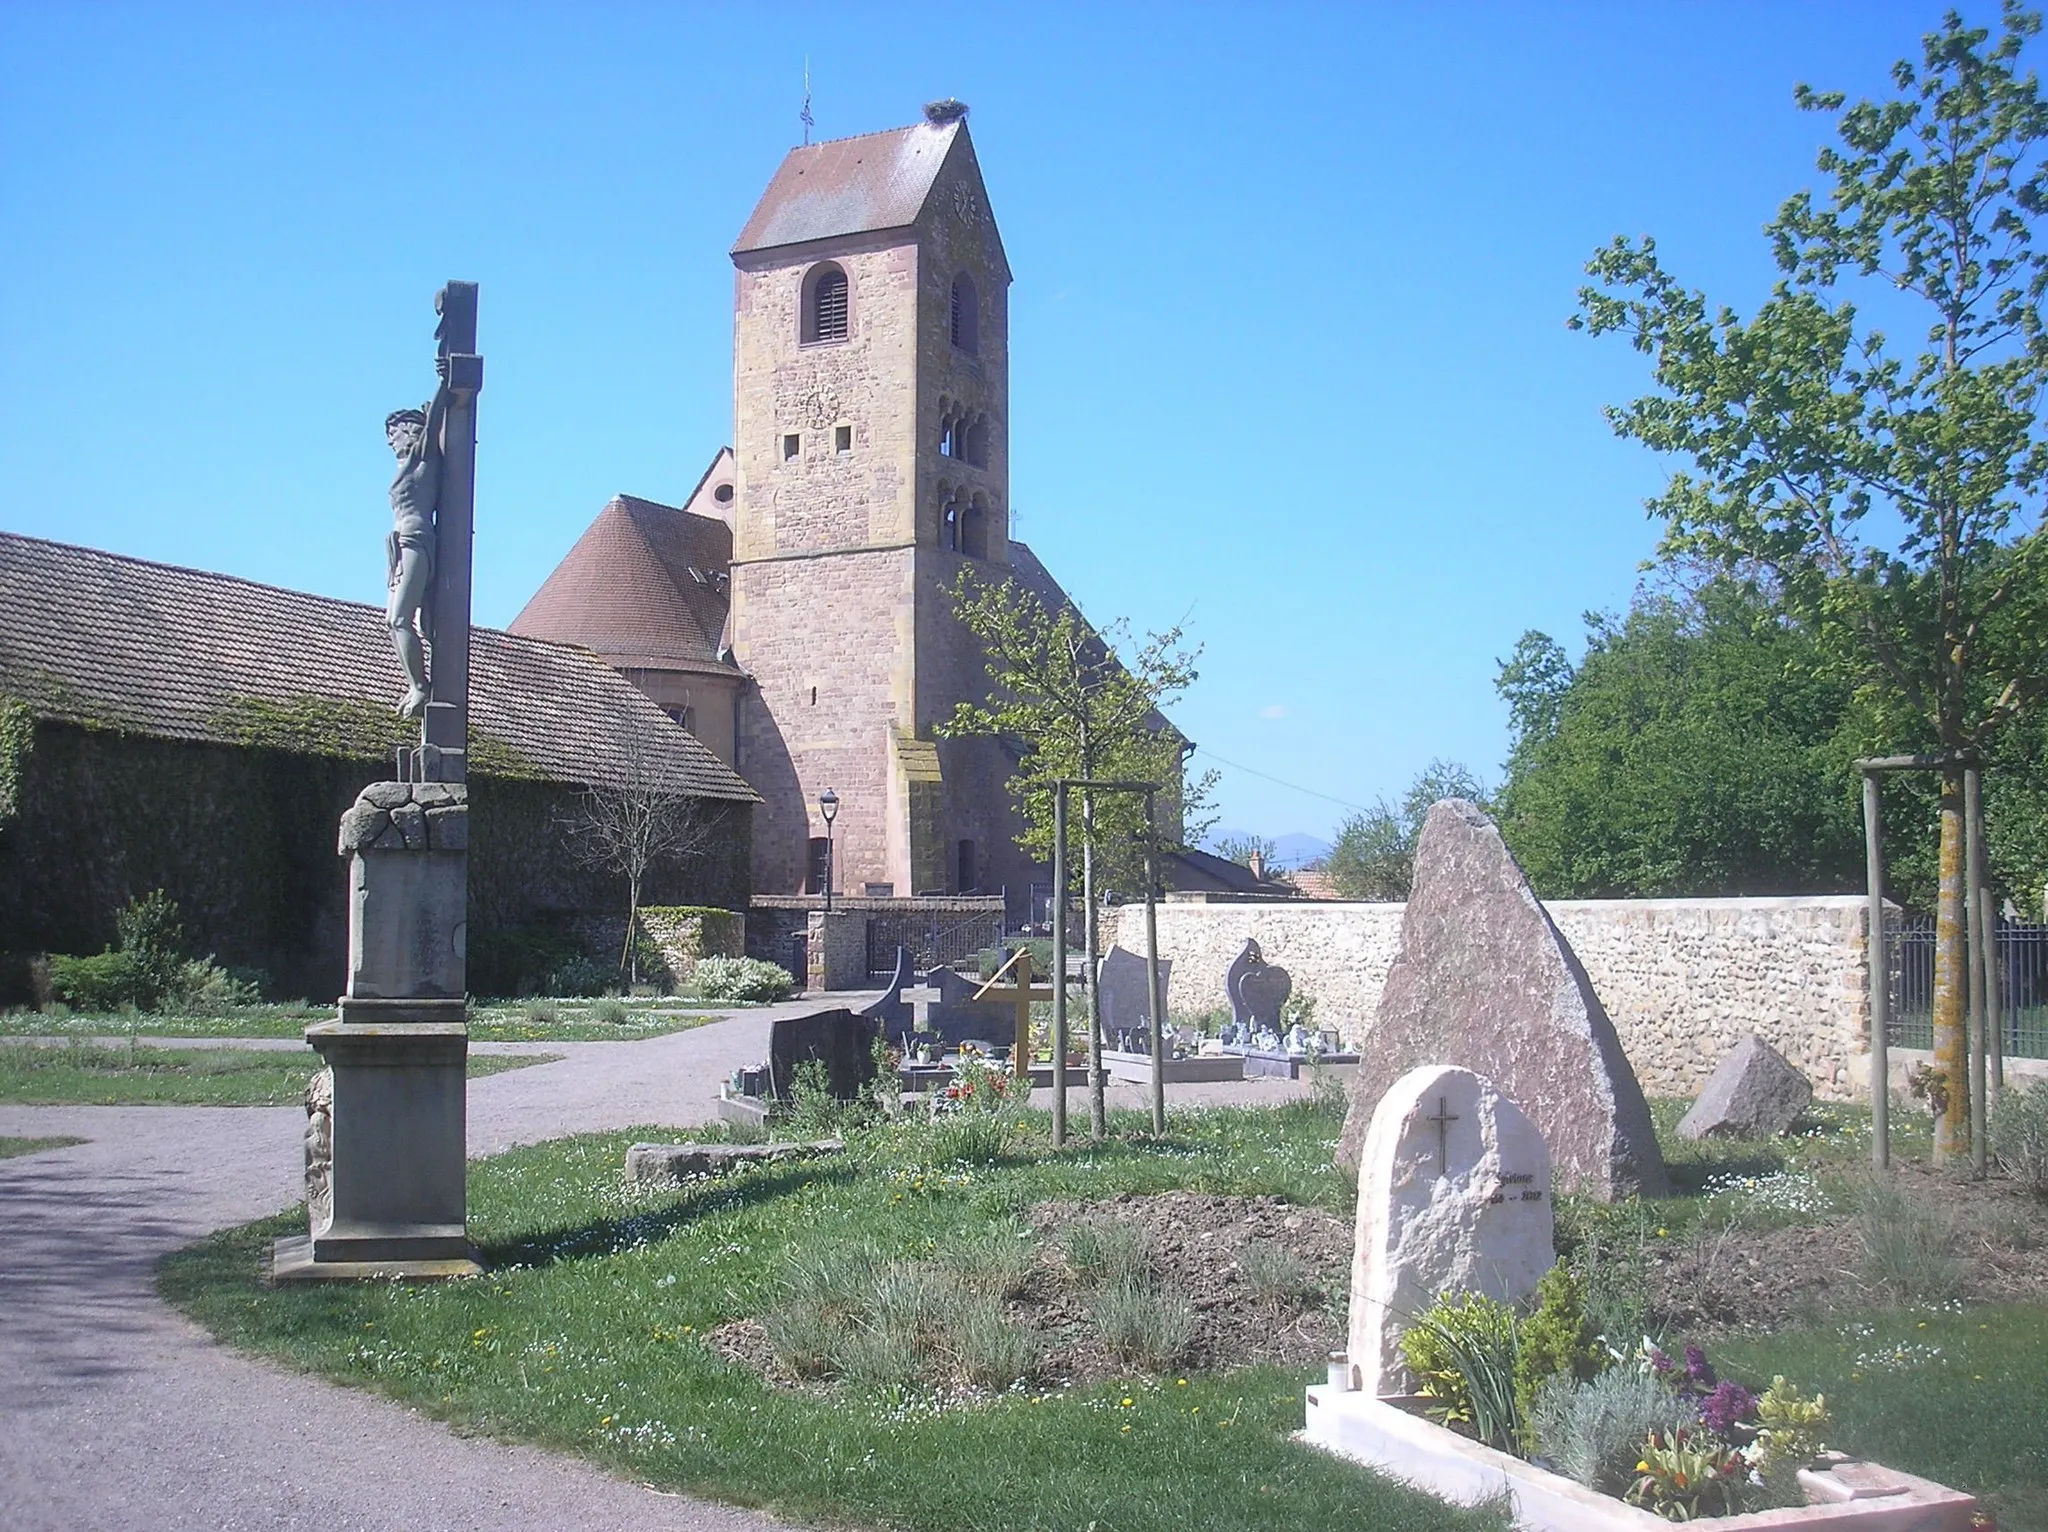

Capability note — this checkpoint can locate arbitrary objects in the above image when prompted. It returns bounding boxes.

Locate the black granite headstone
[767,1008,879,1102]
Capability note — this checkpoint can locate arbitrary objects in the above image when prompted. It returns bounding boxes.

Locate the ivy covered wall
[0,722,751,1000]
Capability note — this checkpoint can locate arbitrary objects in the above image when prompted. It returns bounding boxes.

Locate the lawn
[0,996,730,1044]
[160,1088,2048,1530]
[0,1042,555,1105]
[161,1095,1499,1532]
[0,1134,87,1159]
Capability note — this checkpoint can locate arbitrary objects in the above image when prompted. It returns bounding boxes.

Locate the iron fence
[1888,916,2048,1059]
[865,908,1007,976]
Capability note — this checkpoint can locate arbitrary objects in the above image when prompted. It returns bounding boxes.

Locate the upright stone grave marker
[1099,945,1170,1043]
[1337,800,1668,1199]
[274,283,484,1282]
[1346,1064,1552,1398]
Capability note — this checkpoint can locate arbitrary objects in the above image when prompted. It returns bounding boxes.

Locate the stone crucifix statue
[384,353,452,720]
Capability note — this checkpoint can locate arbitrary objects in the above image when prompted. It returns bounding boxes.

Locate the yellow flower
[1120,1397,1132,1407]
[1176,1378,1188,1387]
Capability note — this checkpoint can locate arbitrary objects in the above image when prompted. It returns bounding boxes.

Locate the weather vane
[800,56,814,146]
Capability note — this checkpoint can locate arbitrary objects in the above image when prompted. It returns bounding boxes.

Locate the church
[512,101,1105,918]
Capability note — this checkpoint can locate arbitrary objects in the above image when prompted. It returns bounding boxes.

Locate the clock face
[952,184,982,226]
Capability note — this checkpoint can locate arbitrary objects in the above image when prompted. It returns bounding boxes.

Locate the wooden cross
[1425,1094,1459,1176]
[971,948,1057,1079]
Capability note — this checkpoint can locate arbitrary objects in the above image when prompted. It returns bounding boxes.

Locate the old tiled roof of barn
[733,117,971,254]
[507,494,737,673]
[0,532,757,800]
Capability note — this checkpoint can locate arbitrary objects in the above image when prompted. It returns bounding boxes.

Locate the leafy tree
[941,568,1215,1138]
[1493,583,1865,898]
[1325,759,1486,899]
[1212,833,1279,873]
[1573,5,2048,1156]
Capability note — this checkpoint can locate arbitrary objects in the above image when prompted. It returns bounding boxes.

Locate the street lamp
[818,787,839,914]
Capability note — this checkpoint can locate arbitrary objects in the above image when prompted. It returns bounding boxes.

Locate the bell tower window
[802,262,849,344]
[950,272,978,354]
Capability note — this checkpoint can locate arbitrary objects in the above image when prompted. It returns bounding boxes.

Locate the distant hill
[1200,828,1333,872]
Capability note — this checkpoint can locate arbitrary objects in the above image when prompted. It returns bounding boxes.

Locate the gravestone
[768,1008,879,1101]
[857,945,916,1029]
[891,966,1009,1050]
[1336,800,1668,1200]
[1677,1033,1813,1141]
[1347,1064,1552,1398]
[1099,946,1170,1036]
[1225,939,1292,1030]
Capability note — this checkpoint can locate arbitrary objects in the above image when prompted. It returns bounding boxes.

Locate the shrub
[781,1059,853,1137]
[521,999,562,1027]
[1753,1374,1831,1496]
[1855,1174,1962,1302]
[114,890,188,1007]
[693,956,795,1003]
[168,958,264,1012]
[976,939,1056,980]
[1401,1291,1523,1452]
[1513,1263,1605,1446]
[47,950,143,1013]
[1992,1079,2048,1195]
[1060,1220,1151,1289]
[940,1219,1037,1299]
[946,1293,1039,1388]
[1530,1369,1692,1495]
[545,956,612,998]
[1239,1241,1316,1310]
[588,996,630,1026]
[1092,1277,1196,1371]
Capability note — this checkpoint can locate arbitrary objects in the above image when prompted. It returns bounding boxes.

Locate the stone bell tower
[727,101,1028,907]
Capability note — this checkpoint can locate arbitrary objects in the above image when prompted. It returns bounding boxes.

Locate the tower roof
[732,118,965,256]
[508,494,737,675]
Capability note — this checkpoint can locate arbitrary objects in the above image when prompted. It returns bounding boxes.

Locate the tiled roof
[1006,540,1188,747]
[733,119,962,255]
[508,494,739,674]
[0,532,757,801]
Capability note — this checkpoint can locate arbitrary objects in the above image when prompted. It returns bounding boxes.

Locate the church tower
[727,103,1026,903]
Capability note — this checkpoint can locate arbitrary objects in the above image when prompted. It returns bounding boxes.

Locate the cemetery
[8,10,2048,1531]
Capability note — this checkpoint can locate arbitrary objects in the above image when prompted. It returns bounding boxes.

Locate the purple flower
[1684,1345,1716,1389]
[1698,1380,1757,1434]
[1647,1344,1676,1377]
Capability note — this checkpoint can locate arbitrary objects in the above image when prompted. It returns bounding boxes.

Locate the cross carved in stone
[901,983,946,1034]
[1425,1094,1459,1176]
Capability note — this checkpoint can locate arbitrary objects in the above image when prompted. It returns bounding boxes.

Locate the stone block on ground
[1347,1063,1553,1399]
[625,1138,845,1189]
[1336,799,1668,1199]
[1676,1033,1813,1140]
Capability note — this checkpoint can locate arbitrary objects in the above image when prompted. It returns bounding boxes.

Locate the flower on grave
[1698,1380,1757,1435]
[1683,1345,1716,1391]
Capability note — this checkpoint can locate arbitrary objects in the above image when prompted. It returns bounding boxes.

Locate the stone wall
[1114,894,1876,1101]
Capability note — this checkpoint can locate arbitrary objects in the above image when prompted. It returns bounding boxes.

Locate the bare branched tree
[561,730,717,984]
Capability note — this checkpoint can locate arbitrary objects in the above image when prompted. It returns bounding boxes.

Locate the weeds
[947,1293,1040,1388]
[1060,1220,1152,1288]
[588,996,630,1026]
[521,999,561,1027]
[1855,1176,1962,1304]
[1092,1277,1196,1370]
[1239,1241,1316,1310]
[1991,1080,2048,1196]
[940,1219,1037,1298]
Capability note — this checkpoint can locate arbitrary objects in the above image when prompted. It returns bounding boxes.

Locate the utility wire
[1191,745,1372,814]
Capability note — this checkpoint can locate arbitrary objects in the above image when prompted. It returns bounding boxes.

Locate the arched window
[939,414,958,459]
[801,262,849,343]
[965,415,990,469]
[960,497,988,560]
[950,272,979,354]
[941,496,961,551]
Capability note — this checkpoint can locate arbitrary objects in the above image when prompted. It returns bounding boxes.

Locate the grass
[0,1042,554,1105]
[0,1134,87,1159]
[1715,1304,2048,1531]
[161,1096,1499,1532]
[0,995,731,1044]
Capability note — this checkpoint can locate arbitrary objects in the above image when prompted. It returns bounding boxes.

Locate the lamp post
[818,787,839,915]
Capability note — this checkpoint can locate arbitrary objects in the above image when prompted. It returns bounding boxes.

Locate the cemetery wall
[0,722,750,1002]
[1117,894,1874,1100]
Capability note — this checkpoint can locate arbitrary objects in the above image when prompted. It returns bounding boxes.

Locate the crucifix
[972,947,1057,1080]
[1425,1094,1459,1176]
[901,980,947,1045]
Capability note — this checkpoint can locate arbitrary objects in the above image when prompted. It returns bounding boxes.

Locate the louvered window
[810,267,848,342]
[950,272,978,353]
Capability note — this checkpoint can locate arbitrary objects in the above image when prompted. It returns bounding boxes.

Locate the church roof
[508,494,737,674]
[733,118,964,255]
[1006,540,1188,748]
[0,532,757,800]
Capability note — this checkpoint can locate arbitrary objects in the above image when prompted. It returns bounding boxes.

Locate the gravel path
[0,996,1310,1531]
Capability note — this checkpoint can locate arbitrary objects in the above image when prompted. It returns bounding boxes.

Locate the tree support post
[1861,768,1890,1173]
[1964,766,1989,1175]
[1144,785,1164,1136]
[1051,783,1068,1149]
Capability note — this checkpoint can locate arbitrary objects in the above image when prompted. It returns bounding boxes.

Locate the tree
[1213,833,1279,873]
[562,731,717,986]
[941,568,1216,1138]
[1573,5,2048,1157]
[1325,759,1486,899]
[1493,582,1865,898]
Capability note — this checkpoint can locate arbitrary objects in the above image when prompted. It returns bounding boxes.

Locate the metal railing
[865,908,1007,976]
[1888,915,2048,1059]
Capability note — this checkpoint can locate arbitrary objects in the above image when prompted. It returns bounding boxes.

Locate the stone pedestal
[805,909,865,992]
[272,780,478,1283]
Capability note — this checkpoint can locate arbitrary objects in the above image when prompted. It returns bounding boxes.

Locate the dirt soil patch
[1651,1158,2048,1336]
[711,1191,1351,1393]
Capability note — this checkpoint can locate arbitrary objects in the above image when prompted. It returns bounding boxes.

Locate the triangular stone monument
[1335,800,1668,1199]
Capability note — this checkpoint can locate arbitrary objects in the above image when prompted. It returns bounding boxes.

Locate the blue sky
[0,1,1947,842]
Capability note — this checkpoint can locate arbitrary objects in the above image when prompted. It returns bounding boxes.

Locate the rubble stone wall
[1116,895,1875,1100]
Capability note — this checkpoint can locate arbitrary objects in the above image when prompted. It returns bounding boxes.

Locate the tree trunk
[621,873,641,988]
[1932,770,1971,1161]
[1083,785,1105,1139]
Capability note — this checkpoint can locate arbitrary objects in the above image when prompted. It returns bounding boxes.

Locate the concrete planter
[1301,1384,1976,1532]
[1100,1049,1245,1085]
